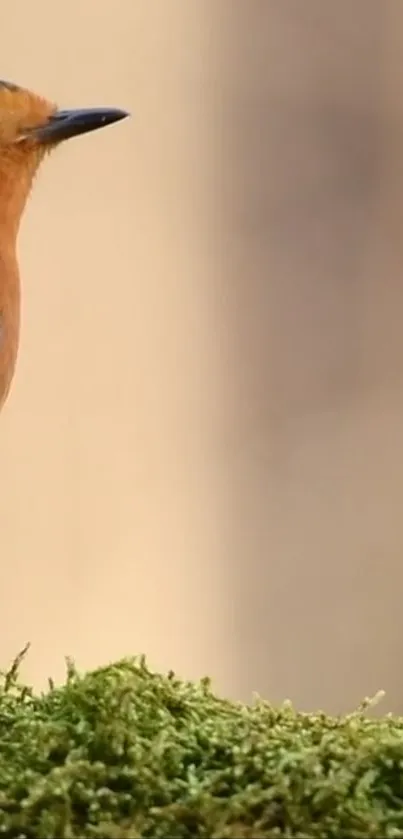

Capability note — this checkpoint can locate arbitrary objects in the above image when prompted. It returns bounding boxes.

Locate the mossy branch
[0,647,399,838]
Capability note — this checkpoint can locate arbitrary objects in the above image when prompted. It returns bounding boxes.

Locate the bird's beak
[29,107,129,144]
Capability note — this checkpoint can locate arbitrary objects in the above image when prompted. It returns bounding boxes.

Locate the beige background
[0,1,402,713]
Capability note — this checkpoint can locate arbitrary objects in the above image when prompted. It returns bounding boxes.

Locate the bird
[0,79,128,412]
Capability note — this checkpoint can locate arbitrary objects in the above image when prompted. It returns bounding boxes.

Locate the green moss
[0,647,402,837]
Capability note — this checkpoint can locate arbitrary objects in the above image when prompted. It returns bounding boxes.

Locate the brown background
[1,1,403,713]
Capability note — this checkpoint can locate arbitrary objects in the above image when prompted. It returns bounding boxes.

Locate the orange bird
[0,79,128,411]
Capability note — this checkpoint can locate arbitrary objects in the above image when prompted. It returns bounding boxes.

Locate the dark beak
[31,107,129,144]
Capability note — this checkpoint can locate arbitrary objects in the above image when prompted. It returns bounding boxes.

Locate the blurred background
[0,0,403,713]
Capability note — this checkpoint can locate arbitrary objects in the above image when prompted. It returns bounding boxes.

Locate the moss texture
[0,647,402,837]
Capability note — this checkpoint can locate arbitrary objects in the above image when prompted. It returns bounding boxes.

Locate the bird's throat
[0,147,44,239]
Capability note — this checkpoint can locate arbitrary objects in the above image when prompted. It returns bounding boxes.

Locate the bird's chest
[0,263,20,410]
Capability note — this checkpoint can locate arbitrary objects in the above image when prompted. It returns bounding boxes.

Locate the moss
[0,647,402,837]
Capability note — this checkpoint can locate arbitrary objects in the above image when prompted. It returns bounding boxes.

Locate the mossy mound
[0,649,403,837]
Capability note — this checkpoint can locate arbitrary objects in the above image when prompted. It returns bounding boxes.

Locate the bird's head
[0,79,128,236]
